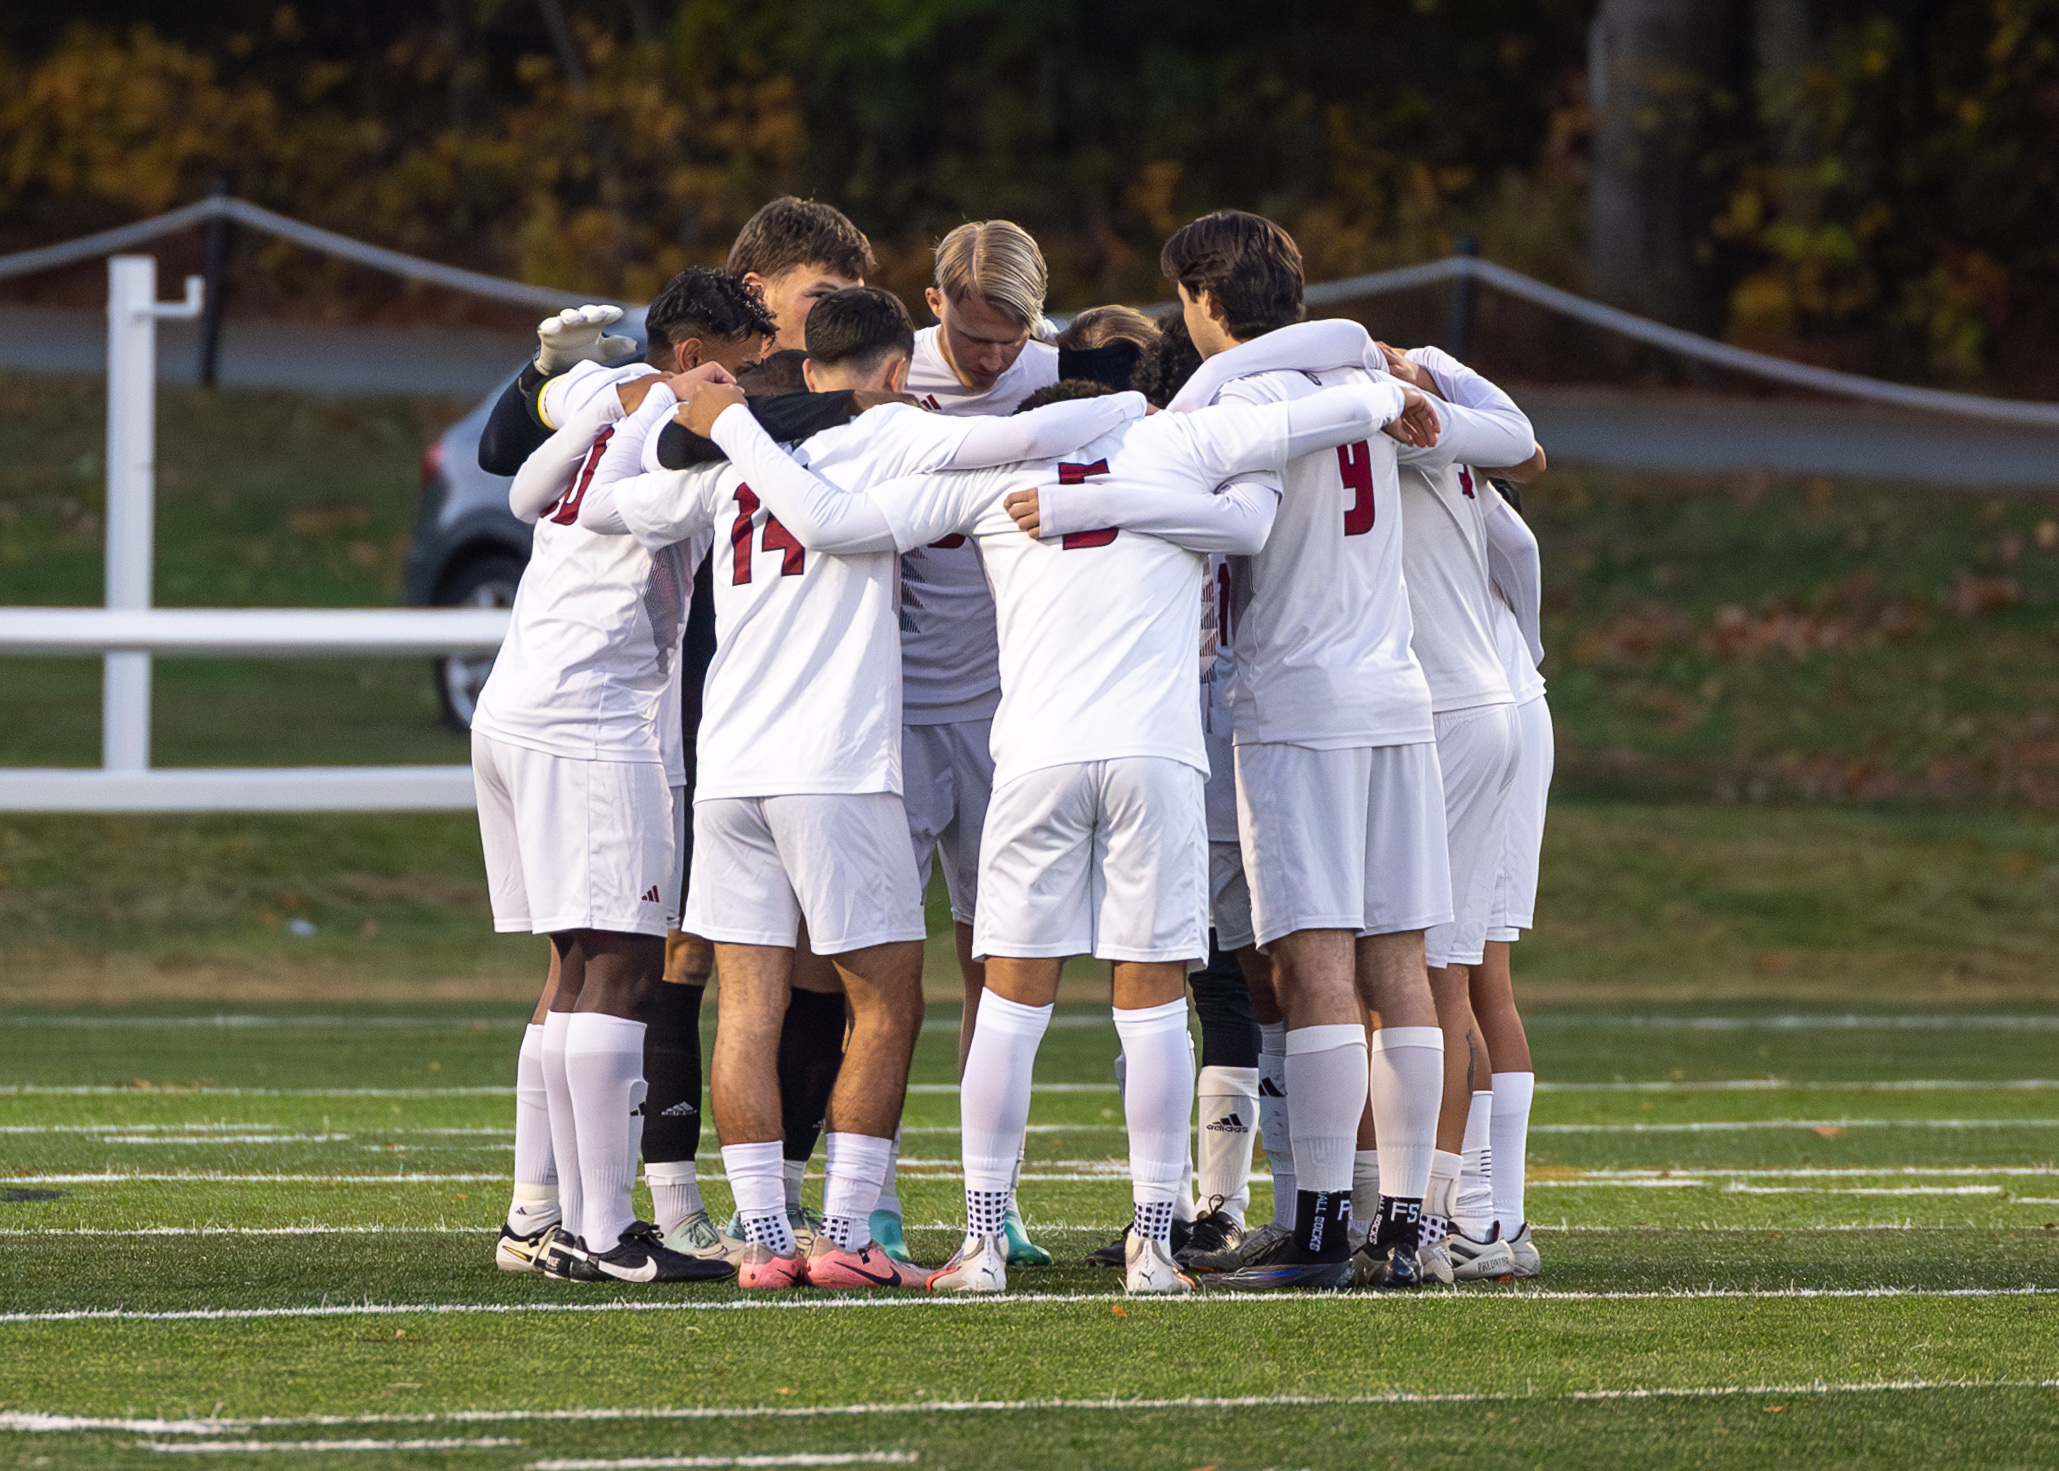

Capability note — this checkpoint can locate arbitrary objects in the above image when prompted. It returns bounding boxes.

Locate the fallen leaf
[1111,1304,1129,1319]
[1765,1405,1785,1414]
[1813,1125,1847,1139]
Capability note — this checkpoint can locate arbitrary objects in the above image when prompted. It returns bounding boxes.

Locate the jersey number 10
[731,486,805,584]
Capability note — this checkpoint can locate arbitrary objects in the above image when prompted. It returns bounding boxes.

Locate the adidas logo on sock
[1257,1078,1286,1098]
[641,886,663,903]
[660,1100,698,1117]
[1205,1112,1247,1132]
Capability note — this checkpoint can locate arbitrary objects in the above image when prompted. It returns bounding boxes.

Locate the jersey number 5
[730,486,805,584]
[1339,441,1376,536]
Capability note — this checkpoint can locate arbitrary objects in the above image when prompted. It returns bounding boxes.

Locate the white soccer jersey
[1484,486,1547,704]
[1399,461,1515,714]
[900,327,1061,722]
[587,389,905,801]
[470,364,698,782]
[1202,557,1240,842]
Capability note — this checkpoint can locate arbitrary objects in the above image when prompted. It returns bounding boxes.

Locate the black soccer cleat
[589,1221,736,1283]
[1351,1240,1423,1290]
[537,1226,604,1282]
[1175,1209,1246,1273]
[1086,1217,1192,1268]
[1204,1221,1351,1292]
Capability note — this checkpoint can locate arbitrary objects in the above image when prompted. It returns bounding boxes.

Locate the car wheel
[434,554,524,731]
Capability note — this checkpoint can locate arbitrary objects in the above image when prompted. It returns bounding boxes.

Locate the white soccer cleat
[1124,1232,1197,1295]
[661,1209,739,1264]
[535,305,636,374]
[926,1233,1009,1294]
[1507,1222,1540,1279]
[494,1222,558,1273]
[1448,1228,1517,1282]
[1416,1235,1456,1286]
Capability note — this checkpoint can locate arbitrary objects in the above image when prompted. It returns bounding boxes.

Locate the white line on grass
[1724,1185,2002,1196]
[3,1285,2054,1329]
[533,1456,916,1469]
[1530,1119,2059,1132]
[140,1438,521,1453]
[4,1016,526,1031]
[1530,1015,2059,1031]
[4,1174,513,1185]
[12,1379,2059,1437]
[1537,1079,2059,1093]
[8,1079,2055,1098]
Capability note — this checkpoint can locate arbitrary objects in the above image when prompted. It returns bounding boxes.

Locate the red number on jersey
[929,535,967,550]
[1458,466,1476,498]
[1338,441,1375,536]
[729,485,807,585]
[549,426,614,526]
[1215,561,1233,647]
[1056,458,1119,549]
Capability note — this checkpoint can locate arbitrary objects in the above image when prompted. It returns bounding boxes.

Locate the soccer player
[882,220,1063,1267]
[1143,212,1534,1291]
[728,196,879,352]
[577,287,1142,1290]
[476,266,774,1284]
[652,364,1441,1295]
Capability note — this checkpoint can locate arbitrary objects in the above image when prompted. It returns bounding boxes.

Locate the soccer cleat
[725,1204,818,1256]
[735,1240,808,1290]
[1350,1241,1423,1290]
[1205,1227,1351,1292]
[589,1221,735,1284]
[1002,1204,1053,1267]
[537,1227,604,1282]
[1175,1209,1245,1273]
[1417,1235,1456,1286]
[494,1222,558,1273]
[1234,1219,1291,1265]
[1124,1232,1197,1294]
[805,1238,928,1289]
[868,1209,915,1264]
[660,1208,737,1264]
[1448,1226,1517,1283]
[1507,1221,1540,1278]
[926,1233,1009,1294]
[1086,1216,1193,1268]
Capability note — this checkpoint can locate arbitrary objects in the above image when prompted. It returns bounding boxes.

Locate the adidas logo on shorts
[640,886,662,903]
[1257,1078,1287,1099]
[1205,1112,1248,1133]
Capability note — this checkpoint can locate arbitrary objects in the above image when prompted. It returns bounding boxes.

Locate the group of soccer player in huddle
[471,195,1552,1295]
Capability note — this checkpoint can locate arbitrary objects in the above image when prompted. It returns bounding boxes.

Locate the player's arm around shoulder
[575,384,718,547]
[686,384,899,555]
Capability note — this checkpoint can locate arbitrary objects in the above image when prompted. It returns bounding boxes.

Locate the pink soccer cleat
[735,1241,808,1290]
[804,1238,928,1289]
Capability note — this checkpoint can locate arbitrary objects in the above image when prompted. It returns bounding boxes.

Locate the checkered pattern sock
[965,1188,1010,1239]
[1132,1198,1175,1245]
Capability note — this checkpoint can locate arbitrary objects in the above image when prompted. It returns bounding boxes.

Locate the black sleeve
[476,362,551,476]
[651,391,862,470]
[1488,475,1523,514]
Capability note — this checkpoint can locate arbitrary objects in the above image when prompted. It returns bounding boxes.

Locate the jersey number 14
[730,486,805,584]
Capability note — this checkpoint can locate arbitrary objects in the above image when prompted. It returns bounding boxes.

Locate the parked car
[404,316,647,727]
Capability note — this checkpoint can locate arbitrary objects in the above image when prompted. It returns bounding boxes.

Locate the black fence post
[198,178,232,388]
[1447,235,1479,362]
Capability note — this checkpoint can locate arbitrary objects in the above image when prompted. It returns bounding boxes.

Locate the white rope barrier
[0,767,478,813]
[0,607,509,658]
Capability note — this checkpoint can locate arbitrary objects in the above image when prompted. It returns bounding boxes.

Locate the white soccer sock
[961,990,1052,1222]
[566,1012,648,1255]
[1491,1070,1535,1234]
[822,1131,892,1252]
[1458,1089,1495,1238]
[1285,1024,1368,1196]
[722,1139,795,1255]
[1196,1064,1259,1225]
[1171,1031,1199,1224]
[540,1011,583,1243]
[1426,1149,1462,1224]
[508,1023,559,1235]
[645,1161,702,1237]
[1368,1026,1443,1204]
[783,1157,806,1210]
[874,1124,902,1216]
[1258,1021,1294,1228]
[1352,1149,1380,1219]
[1112,998,1195,1215]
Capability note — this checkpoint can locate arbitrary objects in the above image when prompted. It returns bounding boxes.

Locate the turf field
[2,1002,2056,1469]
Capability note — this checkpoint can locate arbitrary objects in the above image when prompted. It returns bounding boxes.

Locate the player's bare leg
[954,922,987,1076]
[709,942,811,1286]
[1352,929,1443,1288]
[1213,930,1363,1290]
[775,932,845,1242]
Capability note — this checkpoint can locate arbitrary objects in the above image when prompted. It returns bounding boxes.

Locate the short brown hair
[805,286,915,372]
[1159,210,1305,341]
[728,197,877,283]
[1056,305,1161,354]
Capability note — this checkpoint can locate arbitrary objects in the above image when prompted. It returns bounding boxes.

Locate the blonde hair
[1057,304,1161,353]
[933,220,1048,330]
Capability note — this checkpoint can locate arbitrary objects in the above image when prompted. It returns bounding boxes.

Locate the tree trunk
[1586,0,1742,332]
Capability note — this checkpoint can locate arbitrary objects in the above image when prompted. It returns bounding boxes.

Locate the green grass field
[2,1003,2057,1469]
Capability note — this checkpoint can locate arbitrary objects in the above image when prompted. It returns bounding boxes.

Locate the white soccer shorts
[1488,693,1555,942]
[1235,739,1454,948]
[473,731,681,938]
[974,757,1208,965]
[902,717,995,926]
[1424,703,1522,969]
[1209,839,1256,952]
[684,792,926,955]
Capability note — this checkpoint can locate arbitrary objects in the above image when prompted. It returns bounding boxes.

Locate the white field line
[1537,1080,2059,1093]
[13,1219,2055,1238]
[1724,1185,2003,1196]
[3,1016,525,1031]
[535,1450,914,1458]
[3,1285,2055,1329]
[3,1174,514,1185]
[142,1438,519,1454]
[11,1378,2059,1437]
[1532,1015,2059,1031]
[1530,1119,2059,1132]
[0,1126,513,1136]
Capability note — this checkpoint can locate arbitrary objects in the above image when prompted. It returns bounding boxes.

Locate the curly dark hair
[644,266,778,365]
